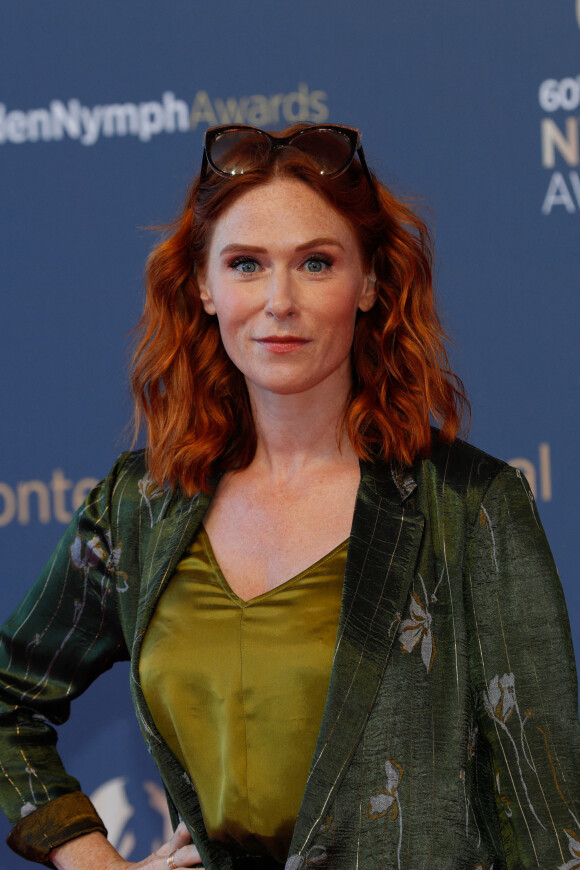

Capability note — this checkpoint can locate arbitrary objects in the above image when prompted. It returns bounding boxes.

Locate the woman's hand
[123,821,204,869]
[49,822,204,870]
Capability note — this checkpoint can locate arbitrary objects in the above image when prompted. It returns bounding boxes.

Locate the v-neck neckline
[199,525,349,606]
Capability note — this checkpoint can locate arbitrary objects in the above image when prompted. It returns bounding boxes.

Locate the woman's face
[198,178,376,404]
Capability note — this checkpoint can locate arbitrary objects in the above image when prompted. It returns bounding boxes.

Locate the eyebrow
[296,237,345,252]
[218,237,346,256]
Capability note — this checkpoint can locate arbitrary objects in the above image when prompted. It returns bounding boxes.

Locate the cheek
[213,299,246,334]
[327,294,363,333]
[211,301,253,361]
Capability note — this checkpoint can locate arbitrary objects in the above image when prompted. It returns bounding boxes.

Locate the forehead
[208,178,360,250]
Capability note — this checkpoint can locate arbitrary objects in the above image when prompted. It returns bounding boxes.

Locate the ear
[197,271,216,316]
[358,272,378,313]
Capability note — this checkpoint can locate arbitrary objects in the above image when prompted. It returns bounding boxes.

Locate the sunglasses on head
[200,123,374,188]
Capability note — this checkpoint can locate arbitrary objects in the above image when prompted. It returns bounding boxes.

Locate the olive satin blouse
[140,527,347,864]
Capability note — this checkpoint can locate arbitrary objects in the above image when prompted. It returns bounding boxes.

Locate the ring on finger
[167,851,178,870]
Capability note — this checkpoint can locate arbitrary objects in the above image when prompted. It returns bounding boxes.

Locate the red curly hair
[131,125,468,493]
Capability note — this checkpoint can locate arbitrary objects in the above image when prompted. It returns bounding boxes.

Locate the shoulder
[97,449,208,529]
[366,431,515,508]
[419,429,511,493]
[107,448,149,483]
[90,449,149,508]
[411,430,525,526]
[81,449,171,524]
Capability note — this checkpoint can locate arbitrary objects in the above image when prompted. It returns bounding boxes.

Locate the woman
[0,124,578,870]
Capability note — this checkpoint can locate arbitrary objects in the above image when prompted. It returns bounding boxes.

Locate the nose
[264,270,297,320]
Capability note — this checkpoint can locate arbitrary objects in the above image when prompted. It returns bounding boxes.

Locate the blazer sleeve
[466,464,580,870]
[0,454,133,863]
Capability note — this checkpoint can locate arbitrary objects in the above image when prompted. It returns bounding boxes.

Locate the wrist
[49,831,126,870]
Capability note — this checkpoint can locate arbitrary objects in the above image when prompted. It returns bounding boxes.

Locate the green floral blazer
[0,436,579,869]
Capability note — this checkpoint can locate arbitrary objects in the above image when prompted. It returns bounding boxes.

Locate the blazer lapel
[135,490,212,633]
[130,487,212,748]
[289,460,425,857]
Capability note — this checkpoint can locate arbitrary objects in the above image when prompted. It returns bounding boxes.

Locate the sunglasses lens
[206,127,359,178]
[209,129,271,175]
[290,129,355,176]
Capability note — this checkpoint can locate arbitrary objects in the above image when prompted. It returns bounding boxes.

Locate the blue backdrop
[1,2,579,865]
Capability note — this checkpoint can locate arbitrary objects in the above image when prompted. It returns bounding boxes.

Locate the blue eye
[304,255,332,273]
[230,257,260,274]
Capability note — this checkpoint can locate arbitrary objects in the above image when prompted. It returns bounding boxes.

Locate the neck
[246,379,358,481]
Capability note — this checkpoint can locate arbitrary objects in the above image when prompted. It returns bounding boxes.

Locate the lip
[255,336,310,353]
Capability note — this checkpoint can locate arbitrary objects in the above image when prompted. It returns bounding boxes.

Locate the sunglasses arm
[200,150,209,180]
[356,147,375,191]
